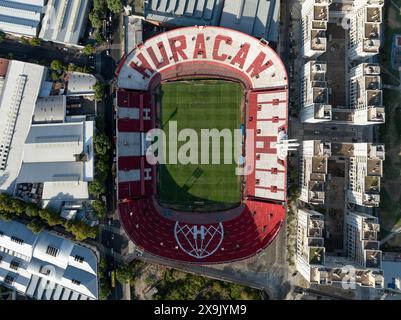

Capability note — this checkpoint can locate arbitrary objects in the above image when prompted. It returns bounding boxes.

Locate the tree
[115,264,134,284]
[39,208,62,227]
[50,59,63,73]
[94,32,106,45]
[88,180,106,198]
[99,281,111,300]
[106,0,123,14]
[25,204,40,217]
[94,134,111,157]
[89,10,103,29]
[29,37,41,46]
[0,32,5,43]
[92,200,106,218]
[93,82,104,101]
[27,219,45,234]
[96,160,109,182]
[65,221,97,241]
[19,37,30,45]
[83,44,95,56]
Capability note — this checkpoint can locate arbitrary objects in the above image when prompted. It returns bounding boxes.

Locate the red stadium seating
[116,52,287,264]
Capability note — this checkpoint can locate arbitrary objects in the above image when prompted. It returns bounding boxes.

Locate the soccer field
[158,80,243,212]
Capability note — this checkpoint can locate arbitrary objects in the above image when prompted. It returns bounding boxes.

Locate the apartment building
[300,60,332,123]
[299,141,384,207]
[300,0,385,124]
[296,208,384,288]
[347,143,384,207]
[299,140,331,205]
[345,211,382,269]
[349,0,384,61]
[301,0,331,59]
[0,220,98,300]
[350,63,385,125]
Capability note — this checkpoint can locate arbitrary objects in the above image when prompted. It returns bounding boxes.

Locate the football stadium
[115,26,289,263]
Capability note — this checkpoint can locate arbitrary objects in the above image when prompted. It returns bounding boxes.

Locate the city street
[0,39,92,67]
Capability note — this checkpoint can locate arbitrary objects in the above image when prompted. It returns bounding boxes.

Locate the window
[4,274,15,285]
[0,255,3,263]
[9,260,20,271]
[39,266,51,276]
[71,279,81,286]
[46,245,59,257]
[10,236,24,245]
[74,255,84,263]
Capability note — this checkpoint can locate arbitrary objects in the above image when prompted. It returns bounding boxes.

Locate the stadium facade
[115,26,290,264]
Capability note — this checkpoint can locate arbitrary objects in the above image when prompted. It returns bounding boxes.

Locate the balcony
[311,30,327,51]
[366,7,382,23]
[367,107,385,123]
[365,176,380,194]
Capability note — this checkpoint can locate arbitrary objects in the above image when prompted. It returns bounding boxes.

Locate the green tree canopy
[83,44,95,56]
[29,37,41,46]
[92,200,107,218]
[88,180,106,198]
[106,0,123,14]
[27,219,46,234]
[93,82,105,102]
[115,264,134,284]
[50,60,63,73]
[94,134,111,157]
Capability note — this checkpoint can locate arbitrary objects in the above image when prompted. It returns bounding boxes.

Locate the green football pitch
[157,80,243,212]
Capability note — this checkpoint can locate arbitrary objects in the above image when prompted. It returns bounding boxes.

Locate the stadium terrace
[117,26,287,91]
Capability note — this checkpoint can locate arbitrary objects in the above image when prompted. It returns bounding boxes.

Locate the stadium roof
[219,0,280,43]
[144,0,224,27]
[39,0,89,45]
[0,219,98,300]
[143,0,280,42]
[0,0,44,37]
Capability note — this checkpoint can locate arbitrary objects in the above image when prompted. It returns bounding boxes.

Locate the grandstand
[115,26,288,264]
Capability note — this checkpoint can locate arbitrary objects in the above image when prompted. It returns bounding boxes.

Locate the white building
[301,0,330,59]
[345,211,382,269]
[299,141,384,207]
[66,72,96,97]
[299,140,331,205]
[296,208,384,288]
[0,0,89,46]
[0,60,95,210]
[300,61,332,123]
[296,209,326,284]
[347,143,384,207]
[0,220,98,300]
[39,0,90,46]
[349,0,383,61]
[0,0,45,37]
[350,63,385,125]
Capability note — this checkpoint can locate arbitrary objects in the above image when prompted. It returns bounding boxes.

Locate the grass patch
[157,80,243,212]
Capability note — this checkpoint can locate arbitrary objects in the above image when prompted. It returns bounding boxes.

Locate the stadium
[115,26,289,264]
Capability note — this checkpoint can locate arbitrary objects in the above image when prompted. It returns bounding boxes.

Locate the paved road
[0,40,91,67]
